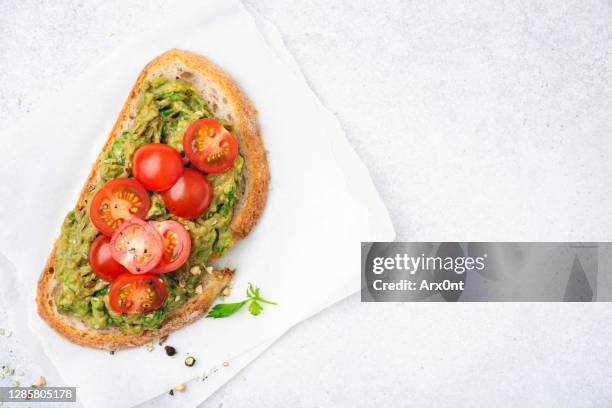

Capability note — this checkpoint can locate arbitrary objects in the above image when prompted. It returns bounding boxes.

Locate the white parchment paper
[0,1,394,407]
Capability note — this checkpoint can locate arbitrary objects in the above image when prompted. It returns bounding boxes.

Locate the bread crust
[36,49,269,350]
[37,256,233,350]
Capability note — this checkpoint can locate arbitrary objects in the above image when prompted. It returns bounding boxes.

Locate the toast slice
[37,49,269,350]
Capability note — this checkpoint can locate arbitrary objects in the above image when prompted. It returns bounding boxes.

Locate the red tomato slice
[89,178,150,236]
[132,143,184,191]
[108,273,168,314]
[161,168,212,220]
[110,218,163,274]
[183,118,238,174]
[150,220,191,273]
[88,235,128,282]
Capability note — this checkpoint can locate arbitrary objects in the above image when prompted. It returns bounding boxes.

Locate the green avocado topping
[54,77,242,335]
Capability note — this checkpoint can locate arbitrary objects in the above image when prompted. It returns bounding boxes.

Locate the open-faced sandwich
[37,49,269,350]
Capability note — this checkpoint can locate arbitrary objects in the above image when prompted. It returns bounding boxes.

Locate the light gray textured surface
[2,0,612,407]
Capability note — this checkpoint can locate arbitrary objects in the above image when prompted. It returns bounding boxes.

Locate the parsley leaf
[206,300,247,319]
[206,283,277,319]
[248,301,262,316]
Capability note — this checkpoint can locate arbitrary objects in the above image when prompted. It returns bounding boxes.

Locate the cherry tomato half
[110,218,163,274]
[150,220,191,273]
[132,143,184,191]
[89,178,150,236]
[108,273,168,314]
[161,168,212,220]
[183,118,238,174]
[88,235,128,282]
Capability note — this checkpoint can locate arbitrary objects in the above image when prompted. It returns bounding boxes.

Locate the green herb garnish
[207,283,277,319]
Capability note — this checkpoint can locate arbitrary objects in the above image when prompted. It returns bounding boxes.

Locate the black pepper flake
[110,351,115,355]
[164,345,177,356]
[169,389,174,396]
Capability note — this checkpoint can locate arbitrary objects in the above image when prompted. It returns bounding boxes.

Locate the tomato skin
[89,178,150,236]
[161,168,212,219]
[108,273,168,314]
[109,218,163,274]
[132,143,184,191]
[150,220,192,273]
[88,235,128,282]
[183,118,239,174]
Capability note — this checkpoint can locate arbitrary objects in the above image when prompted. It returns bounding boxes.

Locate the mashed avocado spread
[54,77,242,334]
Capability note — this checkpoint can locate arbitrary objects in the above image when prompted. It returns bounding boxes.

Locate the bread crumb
[190,266,201,275]
[175,383,186,393]
[35,376,46,387]
[195,285,203,295]
[222,287,231,297]
[222,361,229,367]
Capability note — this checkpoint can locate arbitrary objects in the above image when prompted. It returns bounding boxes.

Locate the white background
[2,0,612,407]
